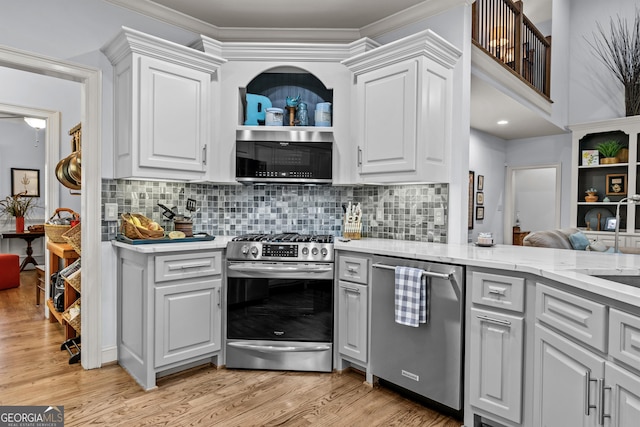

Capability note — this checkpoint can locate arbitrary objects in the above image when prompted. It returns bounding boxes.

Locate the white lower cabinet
[534,324,604,427]
[337,280,368,363]
[117,247,223,390]
[155,278,221,368]
[534,315,640,427]
[605,362,640,426]
[469,307,524,423]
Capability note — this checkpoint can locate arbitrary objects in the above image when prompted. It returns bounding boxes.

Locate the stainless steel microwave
[235,130,332,184]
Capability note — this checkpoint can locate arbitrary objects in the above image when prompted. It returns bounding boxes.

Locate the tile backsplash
[101,179,448,243]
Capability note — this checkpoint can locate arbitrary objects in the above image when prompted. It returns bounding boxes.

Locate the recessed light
[497,120,509,125]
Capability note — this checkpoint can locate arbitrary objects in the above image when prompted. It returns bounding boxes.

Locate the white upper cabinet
[343,30,460,184]
[102,27,225,181]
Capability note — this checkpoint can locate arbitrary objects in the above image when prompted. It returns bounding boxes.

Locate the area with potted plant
[0,193,39,233]
[585,187,599,202]
[596,139,623,163]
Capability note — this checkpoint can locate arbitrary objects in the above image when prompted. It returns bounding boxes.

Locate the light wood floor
[0,270,463,426]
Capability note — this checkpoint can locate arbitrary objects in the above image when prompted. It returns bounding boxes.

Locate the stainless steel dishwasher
[370,255,465,412]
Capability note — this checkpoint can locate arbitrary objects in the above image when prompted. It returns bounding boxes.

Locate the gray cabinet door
[605,362,640,427]
[338,280,368,363]
[534,324,604,427]
[469,307,524,423]
[154,278,221,368]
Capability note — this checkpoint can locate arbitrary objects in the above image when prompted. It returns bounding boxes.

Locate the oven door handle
[227,264,333,274]
[227,342,331,353]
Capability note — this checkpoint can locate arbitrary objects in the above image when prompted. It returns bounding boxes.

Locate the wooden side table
[46,240,79,339]
[512,226,530,246]
[0,230,45,271]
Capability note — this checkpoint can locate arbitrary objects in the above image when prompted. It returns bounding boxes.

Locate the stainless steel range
[225,233,334,372]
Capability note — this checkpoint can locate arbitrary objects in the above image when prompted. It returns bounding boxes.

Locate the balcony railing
[472,0,551,98]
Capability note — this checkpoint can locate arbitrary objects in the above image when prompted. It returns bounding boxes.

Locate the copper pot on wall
[55,152,81,190]
[56,123,82,191]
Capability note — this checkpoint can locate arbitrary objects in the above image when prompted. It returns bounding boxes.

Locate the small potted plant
[585,187,598,202]
[596,140,622,164]
[0,192,38,232]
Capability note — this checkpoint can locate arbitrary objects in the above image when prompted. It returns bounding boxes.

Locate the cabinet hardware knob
[488,286,506,296]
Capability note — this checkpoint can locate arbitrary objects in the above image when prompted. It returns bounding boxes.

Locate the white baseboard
[101,346,117,365]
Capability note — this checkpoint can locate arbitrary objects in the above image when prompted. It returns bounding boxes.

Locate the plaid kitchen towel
[395,266,430,327]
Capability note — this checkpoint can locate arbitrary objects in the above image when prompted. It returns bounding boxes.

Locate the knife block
[343,218,362,240]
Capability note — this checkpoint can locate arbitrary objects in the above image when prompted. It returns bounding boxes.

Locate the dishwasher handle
[372,263,453,280]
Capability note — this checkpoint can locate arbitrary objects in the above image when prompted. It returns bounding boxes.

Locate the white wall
[469,129,507,243]
[0,68,82,213]
[506,133,573,227]
[0,120,46,216]
[568,0,639,123]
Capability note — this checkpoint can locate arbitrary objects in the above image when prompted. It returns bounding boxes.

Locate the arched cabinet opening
[238,66,333,128]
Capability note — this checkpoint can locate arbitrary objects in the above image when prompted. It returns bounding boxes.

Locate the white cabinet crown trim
[102,26,226,72]
[197,35,378,62]
[342,29,461,75]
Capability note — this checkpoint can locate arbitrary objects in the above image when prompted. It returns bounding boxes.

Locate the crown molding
[104,0,466,43]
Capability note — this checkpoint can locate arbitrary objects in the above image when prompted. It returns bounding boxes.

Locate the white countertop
[112,236,234,253]
[113,236,640,307]
[334,238,640,307]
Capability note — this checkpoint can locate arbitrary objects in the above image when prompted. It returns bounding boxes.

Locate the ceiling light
[24,117,46,147]
[497,120,509,125]
[24,117,46,129]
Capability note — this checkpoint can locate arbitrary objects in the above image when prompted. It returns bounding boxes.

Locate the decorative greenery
[587,9,640,116]
[0,193,38,218]
[596,140,623,157]
[586,188,598,194]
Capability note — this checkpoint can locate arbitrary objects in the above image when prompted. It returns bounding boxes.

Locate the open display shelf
[238,69,333,129]
[570,116,640,248]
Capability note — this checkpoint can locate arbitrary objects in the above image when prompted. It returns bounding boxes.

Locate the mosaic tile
[101,179,448,243]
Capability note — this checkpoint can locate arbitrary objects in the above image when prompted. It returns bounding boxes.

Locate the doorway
[0,45,102,369]
[504,164,561,244]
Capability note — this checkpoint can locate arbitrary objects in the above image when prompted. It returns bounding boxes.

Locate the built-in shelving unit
[570,116,640,249]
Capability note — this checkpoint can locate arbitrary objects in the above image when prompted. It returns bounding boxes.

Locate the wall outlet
[434,207,445,226]
[104,203,118,221]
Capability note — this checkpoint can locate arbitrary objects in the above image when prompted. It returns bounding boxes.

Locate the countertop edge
[112,236,640,307]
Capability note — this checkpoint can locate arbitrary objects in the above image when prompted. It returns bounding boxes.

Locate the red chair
[0,254,20,289]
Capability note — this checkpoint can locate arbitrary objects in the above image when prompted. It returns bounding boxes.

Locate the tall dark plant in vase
[588,9,640,117]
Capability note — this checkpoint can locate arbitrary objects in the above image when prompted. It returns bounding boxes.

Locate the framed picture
[469,171,475,229]
[476,206,485,220]
[11,168,40,197]
[606,173,627,195]
[581,149,599,166]
[604,217,617,231]
[476,192,484,205]
[477,175,484,191]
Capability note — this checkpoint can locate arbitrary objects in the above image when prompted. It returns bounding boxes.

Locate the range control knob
[241,245,249,255]
[321,248,329,257]
[250,246,259,257]
[301,247,309,256]
[311,247,319,256]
